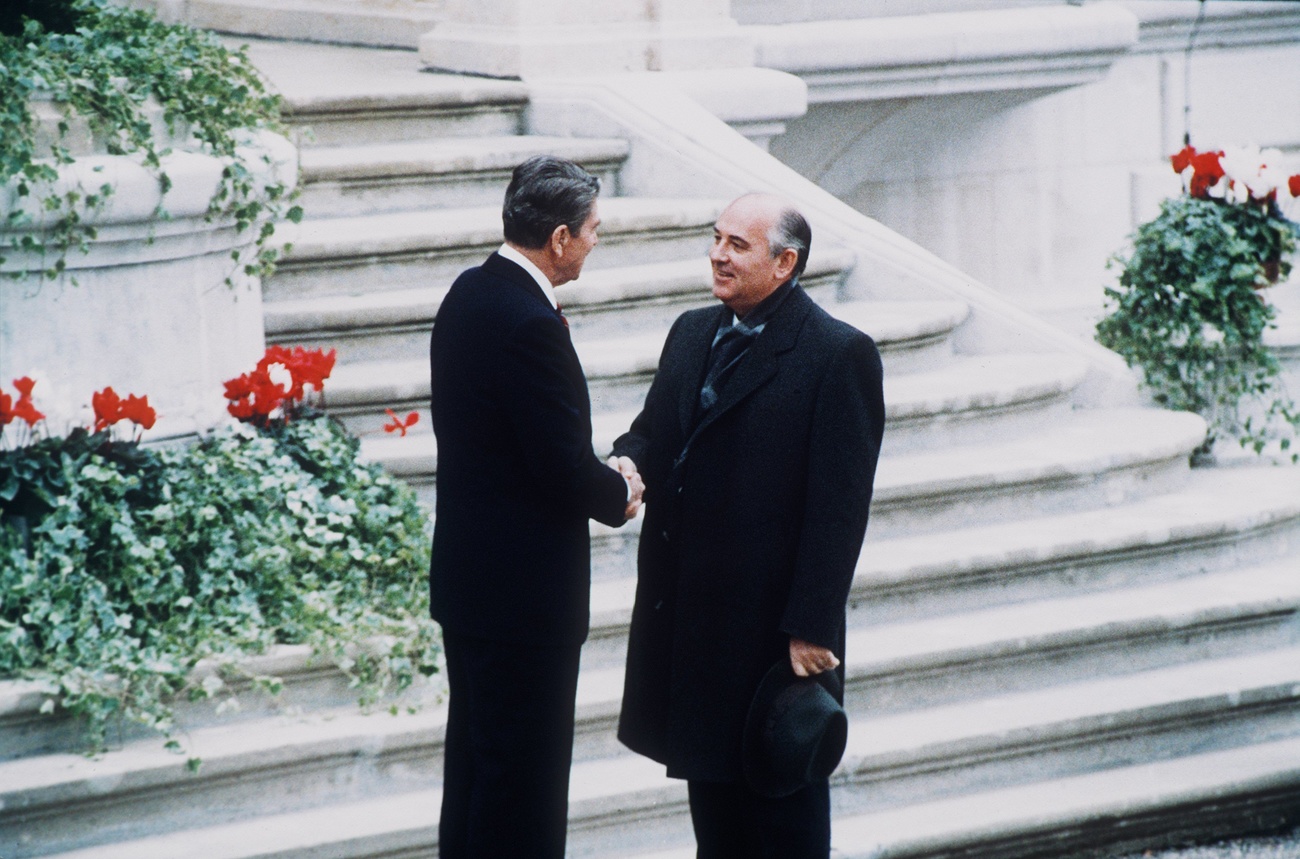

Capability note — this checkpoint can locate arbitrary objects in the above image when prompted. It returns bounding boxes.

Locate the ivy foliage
[0,0,302,282]
[0,416,438,755]
[1097,195,1299,459]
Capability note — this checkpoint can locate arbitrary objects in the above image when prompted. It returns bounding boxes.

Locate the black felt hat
[741,660,848,798]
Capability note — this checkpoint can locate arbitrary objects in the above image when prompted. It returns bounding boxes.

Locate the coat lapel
[675,306,727,437]
[689,287,813,441]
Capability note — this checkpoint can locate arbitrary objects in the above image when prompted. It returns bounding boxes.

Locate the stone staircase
[3,38,1300,859]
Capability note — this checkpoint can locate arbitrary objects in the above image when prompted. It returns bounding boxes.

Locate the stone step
[266,197,725,300]
[610,722,1300,859]
[0,644,422,764]
[25,569,1294,857]
[827,733,1300,859]
[581,352,1087,455]
[852,462,1300,625]
[585,464,1300,651]
[297,136,630,217]
[36,789,441,859]
[263,247,855,366]
[868,406,1206,539]
[830,299,968,374]
[0,703,441,858]
[239,39,529,146]
[567,648,1300,858]
[317,306,1009,443]
[357,405,1205,520]
[575,558,1300,729]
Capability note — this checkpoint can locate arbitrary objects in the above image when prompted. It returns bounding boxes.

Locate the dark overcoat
[429,252,629,645]
[612,285,885,782]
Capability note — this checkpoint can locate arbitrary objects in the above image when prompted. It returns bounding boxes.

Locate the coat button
[661,530,670,543]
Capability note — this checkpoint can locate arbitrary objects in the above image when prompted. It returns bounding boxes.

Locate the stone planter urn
[0,92,297,439]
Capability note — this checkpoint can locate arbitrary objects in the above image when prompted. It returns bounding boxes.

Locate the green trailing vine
[1097,145,1300,461]
[0,416,439,760]
[0,0,302,284]
[2,350,437,763]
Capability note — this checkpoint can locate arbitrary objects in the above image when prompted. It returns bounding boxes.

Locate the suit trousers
[687,778,831,859]
[439,630,582,859]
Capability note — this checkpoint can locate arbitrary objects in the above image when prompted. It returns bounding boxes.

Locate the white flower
[266,362,293,391]
[1220,144,1295,201]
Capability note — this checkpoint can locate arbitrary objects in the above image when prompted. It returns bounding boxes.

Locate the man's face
[553,202,600,286]
[709,197,788,318]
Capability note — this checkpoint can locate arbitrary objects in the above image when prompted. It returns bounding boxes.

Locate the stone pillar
[419,0,754,78]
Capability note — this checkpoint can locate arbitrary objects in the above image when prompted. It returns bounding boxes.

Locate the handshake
[607,455,644,521]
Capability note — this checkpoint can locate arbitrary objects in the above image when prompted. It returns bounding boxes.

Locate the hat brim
[742,659,845,798]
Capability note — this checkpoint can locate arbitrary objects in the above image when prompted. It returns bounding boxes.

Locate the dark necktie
[697,320,758,414]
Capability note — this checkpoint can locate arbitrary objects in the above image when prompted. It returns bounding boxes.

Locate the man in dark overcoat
[429,155,643,859]
[609,193,885,857]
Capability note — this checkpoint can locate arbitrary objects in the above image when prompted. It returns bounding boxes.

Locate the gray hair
[768,205,811,281]
[502,155,600,249]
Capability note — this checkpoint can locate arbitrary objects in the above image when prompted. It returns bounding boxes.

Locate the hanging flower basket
[1096,144,1300,461]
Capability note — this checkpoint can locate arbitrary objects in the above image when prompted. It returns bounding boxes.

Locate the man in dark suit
[429,155,643,859]
[609,193,885,858]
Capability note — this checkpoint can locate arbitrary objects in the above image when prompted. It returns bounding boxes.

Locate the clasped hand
[607,455,644,520]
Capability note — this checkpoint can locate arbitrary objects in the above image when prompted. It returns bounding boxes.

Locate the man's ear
[775,247,798,281]
[549,224,571,258]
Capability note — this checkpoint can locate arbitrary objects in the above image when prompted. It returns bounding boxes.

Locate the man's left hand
[789,637,840,677]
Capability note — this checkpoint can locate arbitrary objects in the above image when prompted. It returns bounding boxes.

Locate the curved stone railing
[527,73,1137,407]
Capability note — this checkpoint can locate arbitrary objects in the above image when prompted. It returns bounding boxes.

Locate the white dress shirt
[498,243,559,310]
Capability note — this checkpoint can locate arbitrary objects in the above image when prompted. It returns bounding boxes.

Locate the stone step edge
[263,247,857,337]
[613,735,1300,859]
[568,647,1300,832]
[852,464,1300,599]
[359,405,1203,492]
[298,136,630,182]
[33,788,439,859]
[279,78,529,118]
[829,734,1300,859]
[580,558,1300,721]
[589,480,1300,638]
[0,702,441,823]
[277,198,725,262]
[841,644,1300,779]
[325,351,1082,436]
[0,643,384,743]
[17,647,1300,852]
[871,407,1205,507]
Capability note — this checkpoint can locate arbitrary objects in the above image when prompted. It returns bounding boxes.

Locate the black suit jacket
[429,252,629,645]
[613,285,885,781]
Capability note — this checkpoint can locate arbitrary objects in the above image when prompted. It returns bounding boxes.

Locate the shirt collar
[498,243,559,310]
[721,278,797,332]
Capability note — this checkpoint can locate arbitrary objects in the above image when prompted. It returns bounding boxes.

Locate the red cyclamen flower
[92,386,155,432]
[12,398,44,426]
[120,394,157,430]
[12,377,36,399]
[92,386,123,432]
[223,370,287,421]
[383,409,419,437]
[1170,145,1196,175]
[1290,175,1300,198]
[7,377,45,426]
